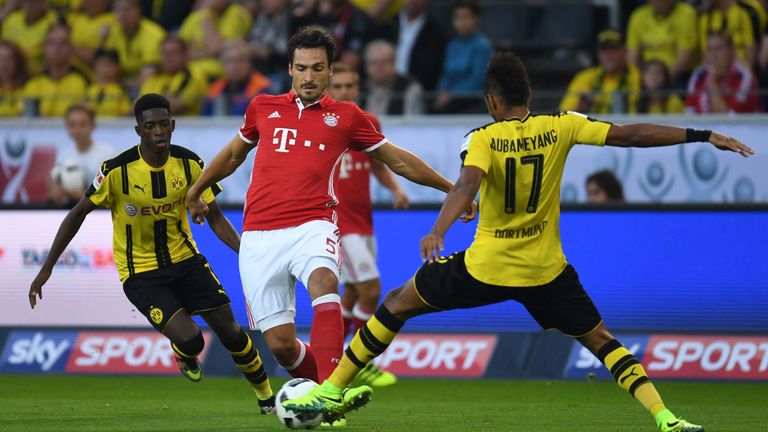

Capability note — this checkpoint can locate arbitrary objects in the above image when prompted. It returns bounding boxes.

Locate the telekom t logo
[272,128,326,153]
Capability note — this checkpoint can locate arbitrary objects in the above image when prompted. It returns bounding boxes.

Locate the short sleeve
[190,158,222,204]
[350,106,386,152]
[565,111,612,147]
[238,96,260,144]
[85,162,114,208]
[461,129,492,173]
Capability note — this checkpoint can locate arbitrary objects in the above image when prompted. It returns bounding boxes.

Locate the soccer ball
[52,159,86,193]
[275,378,323,429]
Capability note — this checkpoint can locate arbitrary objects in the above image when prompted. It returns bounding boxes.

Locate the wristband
[686,128,712,143]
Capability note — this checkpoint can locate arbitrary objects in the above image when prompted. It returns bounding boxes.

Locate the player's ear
[134,124,140,137]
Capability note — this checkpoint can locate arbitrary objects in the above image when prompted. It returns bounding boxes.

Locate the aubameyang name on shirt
[490,129,557,153]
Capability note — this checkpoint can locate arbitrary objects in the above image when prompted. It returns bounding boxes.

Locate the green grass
[0,376,766,431]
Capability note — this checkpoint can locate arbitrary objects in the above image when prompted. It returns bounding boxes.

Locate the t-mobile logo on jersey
[272,128,326,153]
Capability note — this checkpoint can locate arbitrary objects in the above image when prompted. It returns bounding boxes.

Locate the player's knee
[307,268,339,294]
[174,331,205,357]
[269,340,299,365]
[358,280,381,306]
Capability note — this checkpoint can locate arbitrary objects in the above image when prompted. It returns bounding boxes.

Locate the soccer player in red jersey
[186,27,475,399]
[328,62,407,388]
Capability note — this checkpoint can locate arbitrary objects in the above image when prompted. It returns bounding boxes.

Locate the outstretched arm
[187,134,256,223]
[368,142,454,193]
[421,166,483,263]
[370,159,409,209]
[204,200,240,254]
[29,197,97,308]
[606,124,755,157]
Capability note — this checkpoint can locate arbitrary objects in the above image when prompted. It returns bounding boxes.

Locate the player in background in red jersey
[328,62,407,388]
[186,27,476,417]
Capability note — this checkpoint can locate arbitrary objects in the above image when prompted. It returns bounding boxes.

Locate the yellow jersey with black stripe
[85,145,221,282]
[461,112,611,286]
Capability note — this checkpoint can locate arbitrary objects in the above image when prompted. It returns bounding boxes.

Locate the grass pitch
[0,376,765,431]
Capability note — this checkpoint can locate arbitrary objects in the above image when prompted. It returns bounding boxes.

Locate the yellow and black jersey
[460,111,612,287]
[85,145,221,281]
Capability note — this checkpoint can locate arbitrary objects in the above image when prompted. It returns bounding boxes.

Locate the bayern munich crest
[323,113,339,127]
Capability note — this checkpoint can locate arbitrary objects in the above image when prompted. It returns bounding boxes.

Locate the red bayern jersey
[335,113,382,236]
[685,62,763,113]
[239,91,386,231]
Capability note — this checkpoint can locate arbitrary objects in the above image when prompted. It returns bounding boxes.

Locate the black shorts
[123,255,230,332]
[413,251,602,337]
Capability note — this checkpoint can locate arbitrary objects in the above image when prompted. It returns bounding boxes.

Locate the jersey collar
[286,89,333,110]
[504,112,531,123]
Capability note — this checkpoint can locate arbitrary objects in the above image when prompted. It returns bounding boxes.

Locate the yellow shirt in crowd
[1,10,58,73]
[559,65,642,114]
[86,82,132,117]
[140,69,208,116]
[627,1,698,70]
[104,18,166,78]
[22,67,88,117]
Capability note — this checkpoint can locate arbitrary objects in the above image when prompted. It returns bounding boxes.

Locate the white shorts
[339,234,379,284]
[239,220,340,332]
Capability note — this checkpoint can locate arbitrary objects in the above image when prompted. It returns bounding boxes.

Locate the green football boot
[282,381,373,421]
[658,417,705,432]
[174,355,202,382]
[354,363,397,387]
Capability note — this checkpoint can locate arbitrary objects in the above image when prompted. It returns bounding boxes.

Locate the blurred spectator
[86,49,132,117]
[387,0,446,92]
[179,0,253,81]
[685,32,763,113]
[293,0,380,71]
[203,39,271,116]
[637,60,685,113]
[0,0,57,73]
[627,0,697,87]
[698,0,765,68]
[586,170,625,203]
[431,0,492,114]
[351,0,402,21]
[140,36,208,116]
[0,0,21,23]
[67,0,115,67]
[249,0,293,92]
[560,30,642,114]
[22,24,88,117]
[0,41,31,117]
[140,0,195,31]
[48,105,114,206]
[103,0,166,90]
[360,39,423,115]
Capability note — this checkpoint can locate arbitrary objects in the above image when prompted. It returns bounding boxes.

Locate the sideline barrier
[1,115,766,204]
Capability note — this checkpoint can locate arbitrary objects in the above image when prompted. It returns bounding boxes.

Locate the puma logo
[619,366,639,385]
[134,184,146,193]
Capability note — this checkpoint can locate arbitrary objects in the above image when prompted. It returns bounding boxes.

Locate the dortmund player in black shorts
[29,94,276,414]
[284,53,755,431]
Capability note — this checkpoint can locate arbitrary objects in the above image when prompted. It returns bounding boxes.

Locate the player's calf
[171,331,205,382]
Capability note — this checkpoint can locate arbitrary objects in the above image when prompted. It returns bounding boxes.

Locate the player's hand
[420,232,444,263]
[186,194,209,225]
[709,132,755,157]
[459,200,478,223]
[29,270,51,309]
[392,190,409,210]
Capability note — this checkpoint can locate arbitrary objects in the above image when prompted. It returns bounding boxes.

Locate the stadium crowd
[1,0,767,118]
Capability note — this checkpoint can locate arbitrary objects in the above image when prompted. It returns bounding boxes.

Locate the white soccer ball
[52,159,86,193]
[275,378,323,430]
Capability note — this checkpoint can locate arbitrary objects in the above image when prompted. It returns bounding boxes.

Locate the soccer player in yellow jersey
[284,52,756,431]
[28,94,277,415]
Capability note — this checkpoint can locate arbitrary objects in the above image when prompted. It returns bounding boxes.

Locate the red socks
[311,293,344,381]
[280,339,318,382]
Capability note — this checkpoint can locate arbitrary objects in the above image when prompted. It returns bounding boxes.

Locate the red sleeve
[365,112,382,133]
[349,105,386,152]
[238,96,261,144]
[731,74,764,113]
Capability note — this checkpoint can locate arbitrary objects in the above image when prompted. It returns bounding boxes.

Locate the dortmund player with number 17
[284,52,755,431]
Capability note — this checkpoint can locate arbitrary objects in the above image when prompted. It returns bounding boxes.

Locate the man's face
[44,27,72,67]
[365,45,395,85]
[452,7,479,37]
[586,180,609,203]
[161,40,187,74]
[289,47,331,103]
[597,46,626,74]
[706,35,733,76]
[649,0,674,15]
[328,71,359,101]
[222,47,251,82]
[114,0,141,29]
[66,110,95,145]
[403,0,427,16]
[136,108,174,152]
[24,0,47,21]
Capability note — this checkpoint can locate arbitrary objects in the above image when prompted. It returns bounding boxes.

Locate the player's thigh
[290,220,341,293]
[172,255,231,317]
[520,265,603,337]
[262,322,299,358]
[339,234,379,285]
[239,230,297,331]
[123,269,184,333]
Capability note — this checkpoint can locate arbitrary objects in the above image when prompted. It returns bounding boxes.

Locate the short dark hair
[162,35,187,53]
[586,170,624,202]
[453,0,480,15]
[66,104,95,122]
[483,51,530,107]
[93,48,119,63]
[288,26,336,65]
[134,93,170,124]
